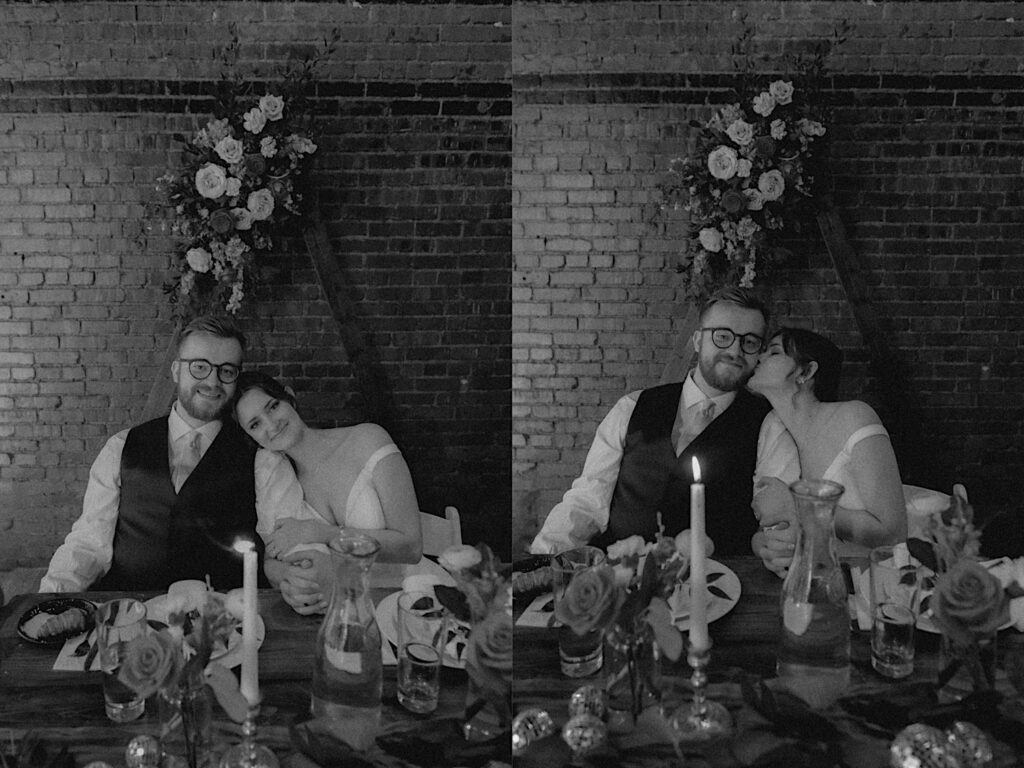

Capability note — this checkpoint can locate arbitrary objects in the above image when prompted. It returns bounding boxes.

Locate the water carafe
[776,479,850,709]
[311,531,383,732]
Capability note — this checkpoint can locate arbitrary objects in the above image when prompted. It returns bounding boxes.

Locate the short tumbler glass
[869,545,921,679]
[551,546,607,677]
[396,590,448,713]
[96,598,148,722]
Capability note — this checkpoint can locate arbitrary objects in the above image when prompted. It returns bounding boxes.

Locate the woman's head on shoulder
[233,371,305,451]
[749,326,843,402]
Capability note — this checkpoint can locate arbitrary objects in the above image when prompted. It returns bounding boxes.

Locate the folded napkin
[52,630,99,672]
[514,594,555,628]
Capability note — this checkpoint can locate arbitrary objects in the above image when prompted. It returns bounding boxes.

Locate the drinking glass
[551,546,606,677]
[869,545,921,679]
[96,598,148,722]
[396,590,448,713]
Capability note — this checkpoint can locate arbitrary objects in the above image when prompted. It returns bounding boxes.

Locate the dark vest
[95,416,267,591]
[595,383,770,556]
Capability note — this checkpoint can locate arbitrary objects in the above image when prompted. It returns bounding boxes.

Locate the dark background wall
[0,1,513,569]
[512,1,1024,552]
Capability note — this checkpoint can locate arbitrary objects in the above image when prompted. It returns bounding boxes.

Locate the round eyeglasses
[699,327,764,355]
[177,358,240,384]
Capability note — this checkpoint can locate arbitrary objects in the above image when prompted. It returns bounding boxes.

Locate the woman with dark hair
[233,372,422,613]
[747,328,906,576]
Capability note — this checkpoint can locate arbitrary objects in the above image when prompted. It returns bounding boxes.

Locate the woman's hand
[752,476,797,578]
[278,549,332,615]
[752,525,795,578]
[265,518,334,560]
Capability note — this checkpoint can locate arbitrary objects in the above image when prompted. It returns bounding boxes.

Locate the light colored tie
[173,431,203,492]
[674,399,717,457]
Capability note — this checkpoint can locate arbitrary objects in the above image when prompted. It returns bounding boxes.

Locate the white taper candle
[237,539,260,705]
[689,456,710,652]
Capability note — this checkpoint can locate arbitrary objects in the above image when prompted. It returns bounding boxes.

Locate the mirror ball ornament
[890,723,960,768]
[945,721,993,767]
[562,713,608,759]
[568,684,608,720]
[83,763,115,768]
[125,735,161,768]
[512,707,557,755]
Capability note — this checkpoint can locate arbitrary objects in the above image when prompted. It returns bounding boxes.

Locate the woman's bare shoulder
[322,423,394,452]
[834,400,882,429]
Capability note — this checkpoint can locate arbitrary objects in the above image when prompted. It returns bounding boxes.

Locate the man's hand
[278,548,332,615]
[752,477,797,577]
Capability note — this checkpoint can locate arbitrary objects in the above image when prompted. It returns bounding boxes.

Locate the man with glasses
[531,286,799,556]
[41,315,309,591]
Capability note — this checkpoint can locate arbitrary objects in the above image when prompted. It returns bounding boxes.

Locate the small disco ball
[890,723,958,768]
[82,763,115,768]
[562,713,608,759]
[945,721,993,767]
[124,735,161,768]
[511,707,556,755]
[568,684,607,720]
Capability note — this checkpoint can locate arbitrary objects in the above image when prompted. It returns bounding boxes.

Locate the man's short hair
[177,315,247,354]
[697,286,769,328]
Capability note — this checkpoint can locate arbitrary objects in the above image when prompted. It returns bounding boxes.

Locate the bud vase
[604,622,655,733]
[937,632,998,702]
[158,676,213,768]
[463,671,511,742]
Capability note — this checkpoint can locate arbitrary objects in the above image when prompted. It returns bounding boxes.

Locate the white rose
[758,170,786,202]
[798,118,826,138]
[698,227,723,253]
[185,248,212,273]
[194,163,228,199]
[752,92,775,117]
[725,119,755,147]
[243,107,267,134]
[439,544,482,572]
[769,80,794,105]
[259,94,285,121]
[246,188,275,221]
[770,119,786,140]
[225,177,242,198]
[260,136,277,158]
[231,207,254,231]
[606,534,650,561]
[214,136,244,165]
[707,145,739,180]
[744,188,765,211]
[674,528,714,558]
[736,158,752,178]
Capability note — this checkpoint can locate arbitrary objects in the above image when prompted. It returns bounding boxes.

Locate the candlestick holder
[219,703,279,768]
[668,641,732,746]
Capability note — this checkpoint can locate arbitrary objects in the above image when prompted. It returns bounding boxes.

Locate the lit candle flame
[232,538,255,554]
[691,456,702,483]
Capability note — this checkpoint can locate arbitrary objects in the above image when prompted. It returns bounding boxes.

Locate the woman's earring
[796,377,805,385]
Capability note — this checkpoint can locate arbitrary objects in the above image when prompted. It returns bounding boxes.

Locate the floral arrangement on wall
[157,31,338,320]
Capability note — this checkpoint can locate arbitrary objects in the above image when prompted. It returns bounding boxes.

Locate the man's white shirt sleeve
[528,391,640,554]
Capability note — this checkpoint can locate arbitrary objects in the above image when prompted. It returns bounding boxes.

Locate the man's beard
[698,352,753,392]
[177,381,228,421]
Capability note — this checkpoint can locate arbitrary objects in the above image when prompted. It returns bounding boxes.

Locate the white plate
[374,591,470,669]
[667,559,742,630]
[143,593,265,670]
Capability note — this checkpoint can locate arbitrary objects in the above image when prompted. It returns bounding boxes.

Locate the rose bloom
[554,564,623,637]
[439,544,482,572]
[757,170,786,201]
[118,631,183,699]
[798,118,826,137]
[698,227,723,253]
[725,119,755,146]
[244,154,267,177]
[246,189,275,221]
[931,560,1009,646]
[721,190,747,215]
[744,188,765,211]
[259,94,285,121]
[185,247,212,273]
[214,136,244,165]
[225,236,247,262]
[195,163,228,199]
[260,136,278,158]
[606,534,649,561]
[225,177,242,198]
[752,92,775,117]
[464,611,512,719]
[736,158,752,178]
[243,107,267,134]
[769,80,794,105]
[208,208,236,235]
[736,216,759,240]
[231,207,254,231]
[770,119,786,140]
[707,145,739,180]
[752,136,777,160]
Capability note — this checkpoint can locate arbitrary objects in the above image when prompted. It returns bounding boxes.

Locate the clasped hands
[265,516,335,615]
[752,476,798,578]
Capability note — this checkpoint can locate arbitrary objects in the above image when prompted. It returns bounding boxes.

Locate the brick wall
[0,1,513,569]
[513,1,1024,551]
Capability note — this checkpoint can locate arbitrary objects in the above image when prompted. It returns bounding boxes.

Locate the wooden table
[0,588,470,766]
[513,556,1024,767]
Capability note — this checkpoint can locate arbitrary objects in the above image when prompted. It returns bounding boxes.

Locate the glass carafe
[311,532,383,733]
[776,479,850,709]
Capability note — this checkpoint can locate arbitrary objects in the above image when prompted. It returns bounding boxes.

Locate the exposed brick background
[0,1,513,570]
[513,1,1024,552]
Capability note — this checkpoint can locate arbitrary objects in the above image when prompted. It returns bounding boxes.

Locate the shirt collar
[168,402,223,444]
[681,372,736,412]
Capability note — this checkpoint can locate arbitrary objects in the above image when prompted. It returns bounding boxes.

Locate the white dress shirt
[529,375,800,554]
[40,404,314,592]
